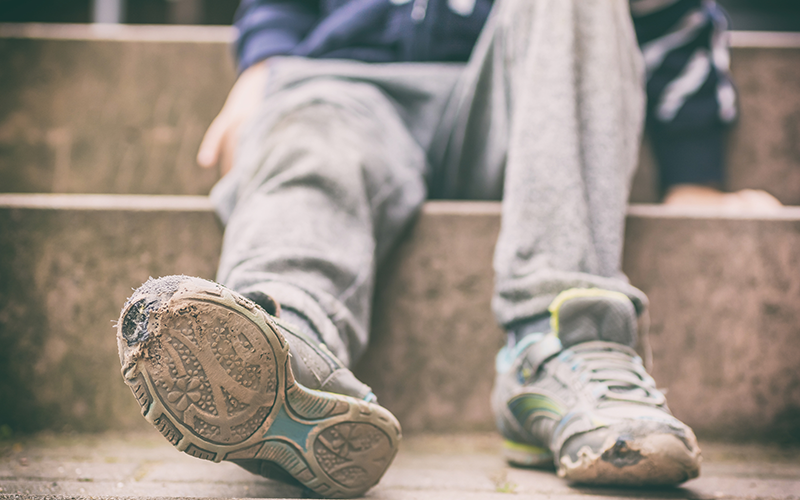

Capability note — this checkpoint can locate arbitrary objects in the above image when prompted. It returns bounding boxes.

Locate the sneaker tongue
[550,291,638,349]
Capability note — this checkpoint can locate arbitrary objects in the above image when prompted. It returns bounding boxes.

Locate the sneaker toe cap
[557,421,701,486]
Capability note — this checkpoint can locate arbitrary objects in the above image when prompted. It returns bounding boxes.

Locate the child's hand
[197,60,269,175]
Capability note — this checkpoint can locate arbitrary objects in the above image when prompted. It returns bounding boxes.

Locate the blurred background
[1,0,799,29]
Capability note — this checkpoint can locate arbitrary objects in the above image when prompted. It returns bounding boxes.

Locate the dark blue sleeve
[234,0,320,73]
[632,0,737,192]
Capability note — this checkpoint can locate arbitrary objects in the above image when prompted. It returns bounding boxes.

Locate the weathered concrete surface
[624,205,800,441]
[356,203,505,433]
[1,432,799,499]
[2,196,800,440]
[0,195,222,434]
[357,202,800,438]
[727,44,800,205]
[1,25,799,203]
[0,24,235,196]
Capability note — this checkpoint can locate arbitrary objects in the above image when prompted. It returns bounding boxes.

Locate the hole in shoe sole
[122,298,158,346]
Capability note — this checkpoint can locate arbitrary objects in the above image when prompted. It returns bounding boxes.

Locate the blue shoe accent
[263,404,316,451]
[496,332,550,373]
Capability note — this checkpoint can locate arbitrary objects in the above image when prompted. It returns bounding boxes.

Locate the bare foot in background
[663,184,783,211]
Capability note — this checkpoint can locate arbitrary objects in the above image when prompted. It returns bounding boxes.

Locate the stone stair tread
[0,22,234,42]
[4,23,800,47]
[0,193,213,210]
[4,193,800,218]
[0,432,798,499]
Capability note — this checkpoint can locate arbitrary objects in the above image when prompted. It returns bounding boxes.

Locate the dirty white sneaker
[492,289,701,485]
[117,275,401,498]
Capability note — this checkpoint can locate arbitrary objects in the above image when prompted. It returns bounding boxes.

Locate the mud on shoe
[116,275,401,498]
[492,289,701,486]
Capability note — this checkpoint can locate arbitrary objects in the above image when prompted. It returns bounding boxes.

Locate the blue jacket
[234,0,737,191]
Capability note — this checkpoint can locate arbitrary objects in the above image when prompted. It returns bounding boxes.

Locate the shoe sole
[558,432,701,486]
[502,439,554,468]
[117,277,401,498]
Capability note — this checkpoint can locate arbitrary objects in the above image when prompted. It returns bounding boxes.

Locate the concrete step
[0,194,221,433]
[1,432,799,499]
[0,24,235,197]
[1,194,799,440]
[1,25,800,203]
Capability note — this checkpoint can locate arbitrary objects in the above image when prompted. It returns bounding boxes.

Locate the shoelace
[564,342,666,406]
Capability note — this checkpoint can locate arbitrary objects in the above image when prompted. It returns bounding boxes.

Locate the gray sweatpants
[211,0,649,367]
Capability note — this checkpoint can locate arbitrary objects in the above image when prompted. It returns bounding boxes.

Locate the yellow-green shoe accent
[502,439,553,468]
[492,288,701,486]
[548,288,631,337]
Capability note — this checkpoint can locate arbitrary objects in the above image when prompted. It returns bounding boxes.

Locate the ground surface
[1,432,799,499]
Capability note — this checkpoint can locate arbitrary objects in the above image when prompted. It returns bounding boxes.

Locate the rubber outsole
[117,277,401,498]
[502,439,554,468]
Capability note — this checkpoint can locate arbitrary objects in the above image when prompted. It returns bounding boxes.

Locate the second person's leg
[433,0,648,324]
[432,0,701,485]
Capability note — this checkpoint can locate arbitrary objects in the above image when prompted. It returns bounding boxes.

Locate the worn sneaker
[492,289,701,485]
[116,275,401,498]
